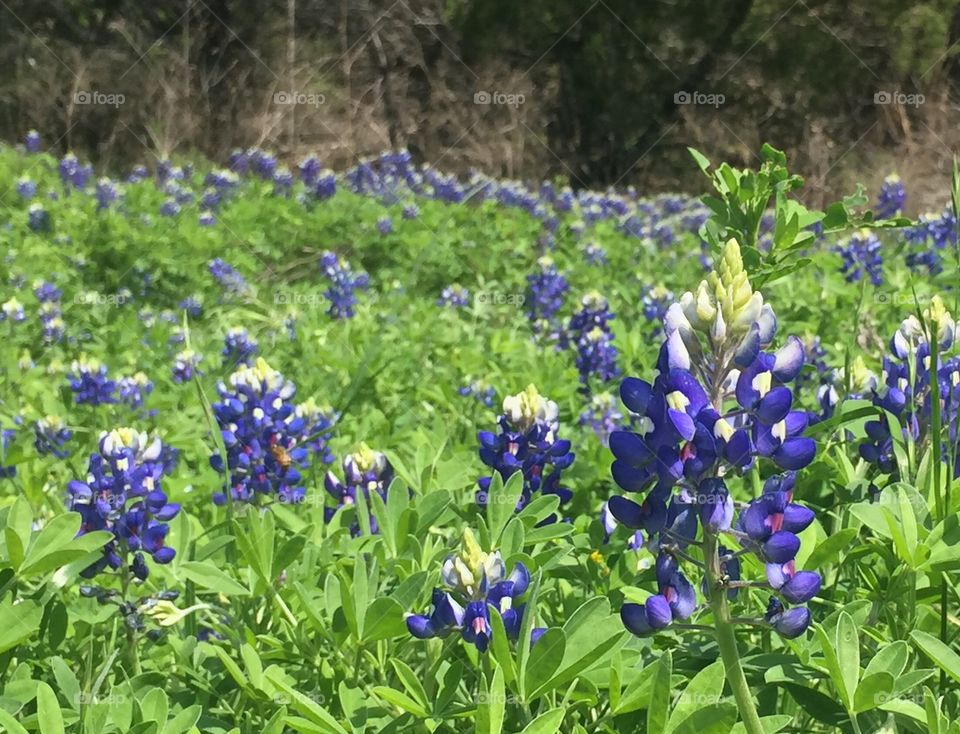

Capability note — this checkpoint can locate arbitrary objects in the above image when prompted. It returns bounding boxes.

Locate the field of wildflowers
[1,134,960,733]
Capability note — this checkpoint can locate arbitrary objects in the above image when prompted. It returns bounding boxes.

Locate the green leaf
[671,704,737,734]
[804,528,857,569]
[668,661,724,732]
[911,630,960,684]
[729,715,792,734]
[477,665,505,734]
[180,560,249,596]
[863,641,909,680]
[853,672,894,713]
[389,659,428,710]
[361,597,407,642]
[0,599,41,654]
[487,471,524,543]
[241,643,264,689]
[37,682,65,734]
[372,686,429,718]
[0,708,29,734]
[4,495,32,570]
[523,628,565,699]
[531,597,623,697]
[836,612,860,710]
[518,708,565,734]
[266,669,349,733]
[647,650,672,734]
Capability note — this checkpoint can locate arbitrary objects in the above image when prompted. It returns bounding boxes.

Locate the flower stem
[704,531,764,734]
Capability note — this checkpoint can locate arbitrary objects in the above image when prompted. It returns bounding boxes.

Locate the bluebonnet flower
[0,429,16,479]
[199,212,216,227]
[95,178,120,210]
[67,428,180,580]
[581,241,607,265]
[324,444,394,534]
[611,240,818,640]
[460,379,497,408]
[59,154,93,191]
[764,597,811,639]
[273,169,294,197]
[210,358,310,505]
[160,199,181,217]
[377,216,393,235]
[178,296,203,318]
[859,298,960,478]
[68,358,118,405]
[875,174,906,219]
[402,204,419,220]
[575,326,620,390]
[477,385,575,516]
[128,165,149,183]
[24,130,41,153]
[34,415,72,458]
[1,297,25,323]
[299,156,322,185]
[168,328,187,347]
[311,170,337,200]
[296,399,337,465]
[903,208,956,276]
[600,500,643,549]
[438,284,470,308]
[564,292,619,390]
[319,252,369,319]
[407,530,541,653]
[209,259,250,297]
[28,203,50,232]
[172,350,201,383]
[836,228,883,286]
[579,392,624,446]
[16,177,36,200]
[222,327,259,366]
[34,282,65,342]
[525,256,568,337]
[118,372,154,410]
[641,284,674,331]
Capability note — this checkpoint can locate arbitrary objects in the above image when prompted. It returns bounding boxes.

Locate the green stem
[705,531,764,734]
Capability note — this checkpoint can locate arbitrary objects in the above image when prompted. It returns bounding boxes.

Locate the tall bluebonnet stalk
[67,429,180,580]
[222,327,259,366]
[319,252,369,319]
[323,443,393,535]
[875,174,906,219]
[406,529,542,653]
[68,357,118,405]
[608,240,819,734]
[210,358,310,505]
[476,385,574,517]
[525,256,569,338]
[565,291,620,391]
[859,298,959,479]
[836,229,883,286]
[34,415,72,458]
